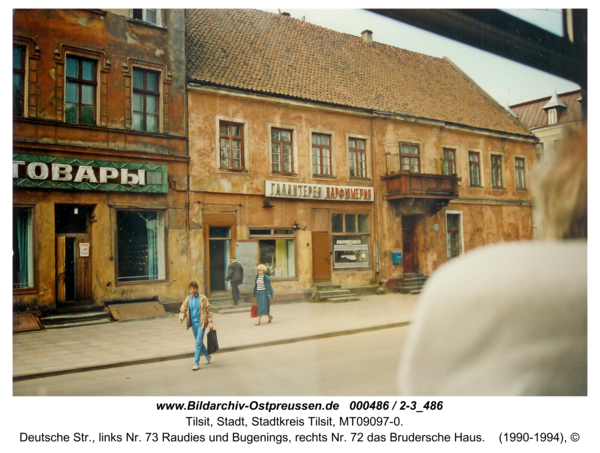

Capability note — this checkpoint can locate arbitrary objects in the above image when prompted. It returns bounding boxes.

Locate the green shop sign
[13,154,168,193]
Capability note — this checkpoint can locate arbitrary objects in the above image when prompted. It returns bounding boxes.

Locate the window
[117,210,166,283]
[249,228,296,278]
[446,214,460,259]
[133,9,159,25]
[400,143,420,173]
[13,45,25,117]
[133,68,159,132]
[220,122,244,170]
[312,133,331,175]
[515,158,526,190]
[331,213,370,268]
[65,55,96,125]
[553,138,562,153]
[272,129,293,173]
[536,142,545,159]
[491,155,503,188]
[349,138,367,178]
[548,108,557,125]
[468,152,481,186]
[13,207,34,289]
[442,148,456,175]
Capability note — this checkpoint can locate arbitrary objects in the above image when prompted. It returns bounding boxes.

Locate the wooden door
[56,235,92,303]
[402,230,415,273]
[312,232,331,282]
[76,236,92,300]
[56,236,66,303]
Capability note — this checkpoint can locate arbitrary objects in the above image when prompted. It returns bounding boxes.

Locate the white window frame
[132,9,162,26]
[548,108,557,125]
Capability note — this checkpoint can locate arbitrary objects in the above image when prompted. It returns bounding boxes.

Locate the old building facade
[13,9,189,312]
[185,9,537,300]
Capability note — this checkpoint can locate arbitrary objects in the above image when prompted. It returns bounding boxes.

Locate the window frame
[219,120,246,171]
[248,227,297,280]
[442,147,457,176]
[548,108,557,125]
[13,205,37,294]
[400,142,421,173]
[312,132,332,176]
[514,157,527,190]
[445,211,464,260]
[271,127,295,175]
[490,154,504,189]
[132,67,160,133]
[331,212,371,270]
[132,9,162,26]
[348,137,367,179]
[115,209,168,286]
[13,44,26,117]
[468,151,483,187]
[65,55,97,126]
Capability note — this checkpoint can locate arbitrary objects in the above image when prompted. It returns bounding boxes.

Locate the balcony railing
[382,153,459,200]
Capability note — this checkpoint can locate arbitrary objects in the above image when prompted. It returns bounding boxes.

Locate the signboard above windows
[265,180,373,202]
[13,154,168,193]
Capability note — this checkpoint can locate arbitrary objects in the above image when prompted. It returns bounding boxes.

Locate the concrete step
[325,296,360,303]
[43,319,113,329]
[212,303,254,314]
[312,283,342,291]
[40,310,111,326]
[318,290,353,298]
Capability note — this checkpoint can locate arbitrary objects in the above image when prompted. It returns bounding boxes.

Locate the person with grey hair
[397,125,587,396]
[253,264,274,326]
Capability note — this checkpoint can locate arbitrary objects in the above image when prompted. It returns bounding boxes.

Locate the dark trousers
[231,284,241,304]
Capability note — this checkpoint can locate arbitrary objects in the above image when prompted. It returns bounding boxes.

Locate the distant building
[510,90,583,160]
[510,90,583,239]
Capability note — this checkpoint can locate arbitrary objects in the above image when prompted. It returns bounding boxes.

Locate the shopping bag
[250,305,258,318]
[207,329,219,354]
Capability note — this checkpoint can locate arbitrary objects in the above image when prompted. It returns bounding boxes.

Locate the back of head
[532,124,587,240]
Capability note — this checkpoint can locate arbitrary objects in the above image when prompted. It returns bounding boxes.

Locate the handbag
[207,329,219,354]
[250,305,258,318]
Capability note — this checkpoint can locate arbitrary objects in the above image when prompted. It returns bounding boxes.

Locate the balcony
[382,154,460,214]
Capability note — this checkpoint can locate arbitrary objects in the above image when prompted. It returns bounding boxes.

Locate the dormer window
[548,108,557,125]
[542,90,567,126]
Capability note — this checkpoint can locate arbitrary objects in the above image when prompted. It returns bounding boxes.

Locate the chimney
[361,30,373,45]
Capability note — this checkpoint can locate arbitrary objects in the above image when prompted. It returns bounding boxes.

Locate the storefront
[12,152,189,312]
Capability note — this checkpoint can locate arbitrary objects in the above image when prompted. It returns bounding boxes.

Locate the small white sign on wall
[79,243,90,257]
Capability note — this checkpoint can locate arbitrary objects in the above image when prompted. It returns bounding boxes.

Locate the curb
[13,321,410,382]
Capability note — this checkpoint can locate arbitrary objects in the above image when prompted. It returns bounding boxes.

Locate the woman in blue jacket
[253,264,274,326]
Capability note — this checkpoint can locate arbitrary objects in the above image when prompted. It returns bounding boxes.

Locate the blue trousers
[192,324,209,365]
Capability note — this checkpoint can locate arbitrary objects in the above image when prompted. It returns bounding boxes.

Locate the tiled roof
[510,90,582,129]
[186,9,532,137]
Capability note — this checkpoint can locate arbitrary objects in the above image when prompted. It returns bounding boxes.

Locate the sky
[261,8,582,108]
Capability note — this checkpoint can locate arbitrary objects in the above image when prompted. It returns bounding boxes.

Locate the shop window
[446,213,461,259]
[249,228,296,278]
[13,207,34,289]
[515,158,526,190]
[133,68,159,132]
[312,133,331,175]
[491,155,503,188]
[220,121,245,170]
[331,213,370,268]
[272,128,294,174]
[117,210,166,283]
[400,143,420,173]
[349,138,367,178]
[65,55,96,126]
[468,151,481,186]
[13,45,25,117]
[442,148,456,175]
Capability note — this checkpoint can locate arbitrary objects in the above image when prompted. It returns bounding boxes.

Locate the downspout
[371,116,380,276]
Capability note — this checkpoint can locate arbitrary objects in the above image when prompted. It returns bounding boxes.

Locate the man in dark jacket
[225,258,244,305]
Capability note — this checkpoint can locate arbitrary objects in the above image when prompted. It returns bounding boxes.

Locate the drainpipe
[371,116,380,277]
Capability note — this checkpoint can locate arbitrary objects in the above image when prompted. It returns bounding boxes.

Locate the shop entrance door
[208,226,231,295]
[55,204,93,304]
[402,215,416,273]
[312,231,331,282]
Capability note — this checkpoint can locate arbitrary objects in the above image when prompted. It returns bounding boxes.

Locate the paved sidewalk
[13,293,418,381]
